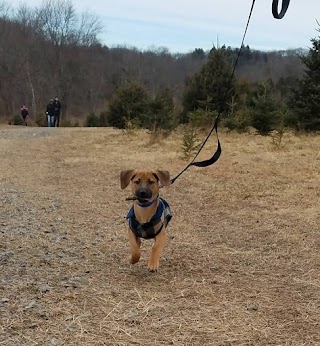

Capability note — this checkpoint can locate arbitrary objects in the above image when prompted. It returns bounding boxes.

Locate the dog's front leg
[148,229,166,272]
[128,229,141,264]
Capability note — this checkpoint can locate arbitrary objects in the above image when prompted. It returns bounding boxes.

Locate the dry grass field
[0,126,320,346]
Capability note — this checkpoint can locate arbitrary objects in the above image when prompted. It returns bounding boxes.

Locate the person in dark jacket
[20,105,29,126]
[46,99,55,127]
[53,96,62,127]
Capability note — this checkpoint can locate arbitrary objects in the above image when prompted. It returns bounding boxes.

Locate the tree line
[1,0,319,133]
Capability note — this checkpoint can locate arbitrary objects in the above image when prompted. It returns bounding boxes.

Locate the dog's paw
[148,261,159,272]
[129,254,140,264]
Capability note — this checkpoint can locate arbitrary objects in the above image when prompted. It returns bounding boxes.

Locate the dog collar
[137,195,159,208]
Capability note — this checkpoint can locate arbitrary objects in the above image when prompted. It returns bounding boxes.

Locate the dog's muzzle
[135,188,152,200]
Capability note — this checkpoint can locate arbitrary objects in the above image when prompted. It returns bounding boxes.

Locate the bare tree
[31,0,102,117]
[0,1,11,19]
[78,11,102,46]
[14,3,45,117]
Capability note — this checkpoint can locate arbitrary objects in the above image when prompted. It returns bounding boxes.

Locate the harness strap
[127,198,172,239]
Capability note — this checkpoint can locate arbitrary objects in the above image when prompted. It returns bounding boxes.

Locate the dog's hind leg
[148,229,166,272]
[128,229,141,264]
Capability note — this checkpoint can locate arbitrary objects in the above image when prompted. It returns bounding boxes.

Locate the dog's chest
[134,207,155,224]
[126,198,172,239]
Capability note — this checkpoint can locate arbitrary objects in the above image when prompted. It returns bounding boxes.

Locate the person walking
[46,99,55,127]
[20,105,29,126]
[53,96,62,127]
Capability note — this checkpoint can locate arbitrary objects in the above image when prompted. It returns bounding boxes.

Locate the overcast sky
[8,0,320,53]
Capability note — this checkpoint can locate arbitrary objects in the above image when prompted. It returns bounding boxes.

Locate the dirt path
[1,127,320,345]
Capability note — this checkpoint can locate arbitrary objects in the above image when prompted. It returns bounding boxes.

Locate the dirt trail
[1,127,320,345]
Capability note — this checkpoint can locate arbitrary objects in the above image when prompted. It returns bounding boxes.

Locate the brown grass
[0,126,320,346]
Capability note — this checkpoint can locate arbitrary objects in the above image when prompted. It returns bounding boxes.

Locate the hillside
[0,1,305,119]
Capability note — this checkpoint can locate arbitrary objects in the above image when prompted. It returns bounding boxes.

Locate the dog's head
[120,169,171,202]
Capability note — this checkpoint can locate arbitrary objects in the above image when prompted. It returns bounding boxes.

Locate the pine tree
[182,47,234,122]
[288,31,320,131]
[107,82,149,129]
[143,88,176,133]
[181,126,200,160]
[249,81,279,136]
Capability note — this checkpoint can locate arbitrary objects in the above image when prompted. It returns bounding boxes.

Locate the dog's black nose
[136,189,152,199]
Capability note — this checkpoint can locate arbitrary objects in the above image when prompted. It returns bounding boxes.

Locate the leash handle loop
[272,0,291,19]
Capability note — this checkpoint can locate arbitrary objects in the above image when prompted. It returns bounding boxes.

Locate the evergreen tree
[143,88,176,133]
[288,32,320,131]
[182,47,234,122]
[107,82,149,128]
[249,81,279,136]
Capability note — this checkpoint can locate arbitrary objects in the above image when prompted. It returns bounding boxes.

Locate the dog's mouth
[125,195,153,203]
[125,189,155,204]
[126,196,138,201]
[126,194,158,208]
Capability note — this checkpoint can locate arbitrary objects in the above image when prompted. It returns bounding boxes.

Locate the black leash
[169,0,291,185]
[272,0,291,19]
[170,0,256,185]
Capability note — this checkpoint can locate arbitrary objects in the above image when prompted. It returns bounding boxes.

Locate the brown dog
[120,169,172,271]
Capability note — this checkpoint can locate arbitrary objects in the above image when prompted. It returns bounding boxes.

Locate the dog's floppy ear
[153,170,171,186]
[120,170,136,189]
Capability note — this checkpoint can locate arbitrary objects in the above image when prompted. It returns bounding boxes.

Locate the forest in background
[0,0,319,133]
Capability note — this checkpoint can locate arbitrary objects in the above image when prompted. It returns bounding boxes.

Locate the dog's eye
[134,179,140,185]
[148,180,155,185]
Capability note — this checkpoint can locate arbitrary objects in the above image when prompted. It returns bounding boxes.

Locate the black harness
[126,197,172,239]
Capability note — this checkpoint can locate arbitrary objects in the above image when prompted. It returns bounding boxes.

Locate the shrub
[85,113,100,127]
[99,112,108,127]
[60,119,80,127]
[223,109,251,133]
[8,114,24,126]
[270,109,288,148]
[142,88,177,136]
[108,82,149,129]
[35,113,47,127]
[249,81,279,136]
[181,125,201,160]
[122,117,141,135]
[188,109,216,129]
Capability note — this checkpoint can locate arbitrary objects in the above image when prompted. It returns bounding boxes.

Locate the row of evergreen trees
[86,31,320,134]
[86,84,176,133]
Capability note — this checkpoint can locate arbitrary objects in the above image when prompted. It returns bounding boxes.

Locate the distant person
[20,105,29,126]
[46,99,55,127]
[53,96,62,127]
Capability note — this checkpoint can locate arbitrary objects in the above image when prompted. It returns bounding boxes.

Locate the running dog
[120,169,172,272]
